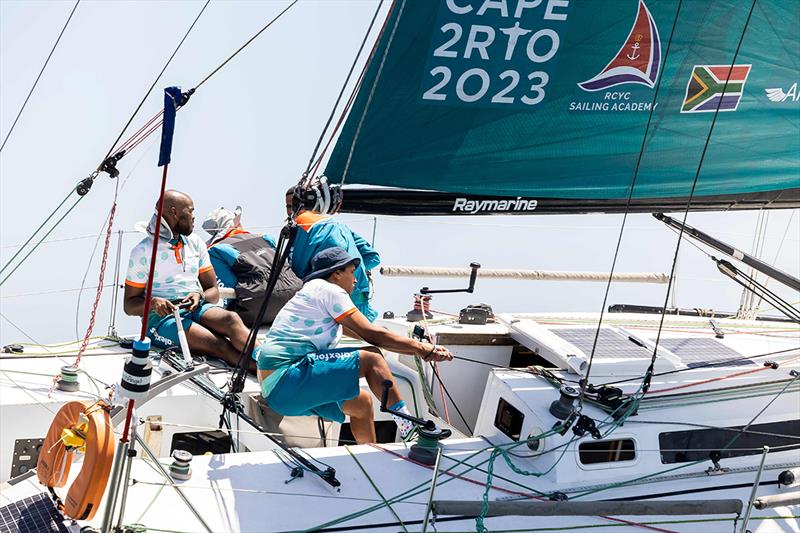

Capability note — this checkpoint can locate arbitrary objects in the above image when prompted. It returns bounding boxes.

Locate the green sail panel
[325,0,800,212]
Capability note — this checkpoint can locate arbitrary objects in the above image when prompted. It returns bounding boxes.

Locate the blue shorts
[146,303,214,349]
[265,348,361,423]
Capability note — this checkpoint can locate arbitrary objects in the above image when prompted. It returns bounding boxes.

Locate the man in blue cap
[286,187,380,322]
[254,246,452,443]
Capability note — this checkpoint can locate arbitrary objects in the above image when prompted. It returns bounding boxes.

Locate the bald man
[124,190,253,369]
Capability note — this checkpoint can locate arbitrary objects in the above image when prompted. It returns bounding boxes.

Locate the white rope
[0,284,117,300]
[130,478,422,505]
[380,266,669,284]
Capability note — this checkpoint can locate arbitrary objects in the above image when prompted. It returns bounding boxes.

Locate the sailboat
[1,0,799,532]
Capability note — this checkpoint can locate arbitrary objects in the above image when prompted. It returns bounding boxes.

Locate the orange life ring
[37,400,115,520]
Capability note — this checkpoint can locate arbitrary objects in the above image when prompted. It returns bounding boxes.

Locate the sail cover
[325,0,800,215]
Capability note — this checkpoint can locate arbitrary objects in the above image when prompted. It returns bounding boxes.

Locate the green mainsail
[325,0,799,214]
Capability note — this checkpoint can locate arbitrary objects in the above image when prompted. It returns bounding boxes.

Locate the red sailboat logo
[578,0,662,92]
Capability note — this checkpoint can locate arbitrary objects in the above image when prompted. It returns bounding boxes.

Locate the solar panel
[554,328,653,359]
[655,337,754,368]
[0,493,68,533]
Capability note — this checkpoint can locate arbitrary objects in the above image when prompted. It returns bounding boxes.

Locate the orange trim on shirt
[171,240,184,264]
[295,211,329,232]
[334,307,357,323]
[199,265,214,274]
[208,227,250,248]
[125,279,146,288]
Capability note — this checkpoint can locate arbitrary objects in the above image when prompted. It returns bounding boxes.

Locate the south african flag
[681,65,751,113]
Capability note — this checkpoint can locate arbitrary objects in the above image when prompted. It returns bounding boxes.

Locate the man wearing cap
[203,206,302,328]
[286,187,381,322]
[124,190,254,369]
[254,246,453,444]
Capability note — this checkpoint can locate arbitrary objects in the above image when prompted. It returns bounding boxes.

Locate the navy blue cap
[304,247,361,283]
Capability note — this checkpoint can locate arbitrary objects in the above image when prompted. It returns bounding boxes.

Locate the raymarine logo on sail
[453,197,538,214]
[765,82,799,103]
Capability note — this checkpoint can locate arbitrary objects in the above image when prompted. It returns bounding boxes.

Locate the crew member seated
[255,247,453,444]
[124,190,254,369]
[203,206,302,328]
[286,186,381,322]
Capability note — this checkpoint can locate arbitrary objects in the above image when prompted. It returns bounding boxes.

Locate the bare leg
[198,307,251,352]
[341,390,375,444]
[185,322,255,371]
[359,348,403,408]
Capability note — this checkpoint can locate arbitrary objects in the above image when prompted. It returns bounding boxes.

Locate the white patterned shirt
[125,233,213,301]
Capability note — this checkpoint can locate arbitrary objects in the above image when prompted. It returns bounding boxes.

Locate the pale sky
[1,0,798,345]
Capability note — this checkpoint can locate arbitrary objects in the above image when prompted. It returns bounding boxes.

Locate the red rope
[74,202,117,365]
[112,110,164,155]
[124,119,165,154]
[431,361,451,424]
[48,201,118,397]
[648,357,799,394]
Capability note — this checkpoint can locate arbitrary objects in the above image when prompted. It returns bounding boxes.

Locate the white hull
[1,312,798,532]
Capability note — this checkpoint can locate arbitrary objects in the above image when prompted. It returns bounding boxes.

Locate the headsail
[325,0,800,215]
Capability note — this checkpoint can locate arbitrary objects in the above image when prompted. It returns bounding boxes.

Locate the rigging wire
[716,261,800,322]
[0,0,209,287]
[0,0,80,154]
[0,190,74,277]
[576,0,685,413]
[752,210,798,314]
[75,206,116,340]
[641,0,760,399]
[429,361,473,434]
[102,0,210,161]
[74,144,154,339]
[192,0,298,91]
[71,178,120,368]
[303,0,385,177]
[339,0,406,187]
[659,223,800,321]
[0,196,84,287]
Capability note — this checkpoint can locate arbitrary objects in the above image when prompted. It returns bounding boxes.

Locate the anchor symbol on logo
[627,42,641,60]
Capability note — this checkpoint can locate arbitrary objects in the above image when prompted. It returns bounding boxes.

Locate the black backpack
[222,233,302,327]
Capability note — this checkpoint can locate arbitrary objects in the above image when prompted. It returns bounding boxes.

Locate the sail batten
[325,0,800,214]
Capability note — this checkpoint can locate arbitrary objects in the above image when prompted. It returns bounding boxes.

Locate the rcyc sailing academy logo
[569,0,661,113]
[680,65,751,113]
[765,82,799,103]
[577,0,661,91]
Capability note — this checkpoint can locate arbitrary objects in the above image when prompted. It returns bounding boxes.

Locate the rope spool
[408,426,446,465]
[55,365,80,392]
[169,449,192,481]
[119,338,153,400]
[406,294,433,322]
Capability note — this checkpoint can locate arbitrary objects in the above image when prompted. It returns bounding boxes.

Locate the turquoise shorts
[265,348,361,423]
[146,303,214,349]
